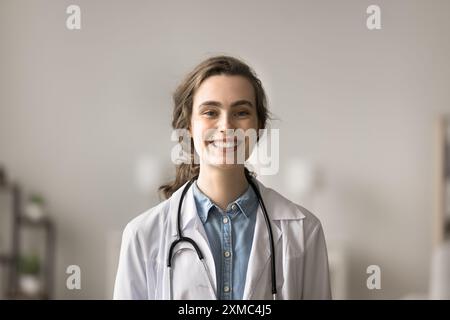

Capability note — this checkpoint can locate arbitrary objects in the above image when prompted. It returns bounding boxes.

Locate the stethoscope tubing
[167,173,277,300]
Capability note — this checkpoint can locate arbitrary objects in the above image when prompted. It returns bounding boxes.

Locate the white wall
[1,0,449,299]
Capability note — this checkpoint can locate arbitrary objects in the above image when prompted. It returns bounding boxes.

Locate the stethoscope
[167,171,277,300]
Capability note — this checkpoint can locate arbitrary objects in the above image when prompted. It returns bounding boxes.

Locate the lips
[211,141,238,148]
[206,138,242,149]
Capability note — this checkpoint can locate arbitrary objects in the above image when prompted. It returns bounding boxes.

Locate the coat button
[223,217,229,224]
[224,286,230,293]
[224,251,231,258]
[231,204,237,211]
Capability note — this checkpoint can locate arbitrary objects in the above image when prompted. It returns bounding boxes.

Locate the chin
[203,159,247,171]
[201,145,251,168]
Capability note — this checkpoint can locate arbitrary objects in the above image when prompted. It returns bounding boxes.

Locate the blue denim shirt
[192,180,258,300]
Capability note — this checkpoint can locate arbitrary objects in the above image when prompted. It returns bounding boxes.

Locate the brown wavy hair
[158,55,271,199]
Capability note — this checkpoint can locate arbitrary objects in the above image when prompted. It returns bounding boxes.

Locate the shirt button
[231,203,237,211]
[224,251,231,258]
[224,286,230,293]
[223,217,229,224]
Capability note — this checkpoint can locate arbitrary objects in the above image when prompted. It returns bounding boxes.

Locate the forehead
[193,75,255,105]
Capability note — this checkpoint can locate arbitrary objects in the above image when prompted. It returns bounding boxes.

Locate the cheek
[191,124,207,150]
[241,119,259,135]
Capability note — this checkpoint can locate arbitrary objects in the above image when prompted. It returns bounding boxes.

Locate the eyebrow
[198,100,254,108]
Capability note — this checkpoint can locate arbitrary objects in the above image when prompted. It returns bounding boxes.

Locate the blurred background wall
[0,0,449,299]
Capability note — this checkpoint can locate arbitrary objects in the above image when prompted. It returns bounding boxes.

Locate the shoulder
[295,203,325,240]
[260,183,323,242]
[120,180,193,242]
[268,186,327,249]
[258,181,324,233]
[121,198,172,244]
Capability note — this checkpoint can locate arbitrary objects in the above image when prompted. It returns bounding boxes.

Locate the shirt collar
[192,180,258,223]
[192,181,215,223]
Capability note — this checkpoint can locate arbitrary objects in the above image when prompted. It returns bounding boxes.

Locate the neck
[197,165,249,211]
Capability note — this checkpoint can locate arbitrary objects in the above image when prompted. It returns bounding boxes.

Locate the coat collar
[169,176,306,237]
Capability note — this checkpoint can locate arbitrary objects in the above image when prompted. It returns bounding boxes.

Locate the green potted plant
[18,254,42,296]
[25,194,46,221]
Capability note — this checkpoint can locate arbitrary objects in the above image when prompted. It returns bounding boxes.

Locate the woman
[113,55,331,300]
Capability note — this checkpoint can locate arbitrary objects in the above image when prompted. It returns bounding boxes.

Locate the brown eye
[236,111,250,117]
[203,110,217,117]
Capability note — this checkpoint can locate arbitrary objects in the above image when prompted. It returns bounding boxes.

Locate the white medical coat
[113,178,331,300]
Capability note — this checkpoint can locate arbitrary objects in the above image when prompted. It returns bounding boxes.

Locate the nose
[218,112,235,133]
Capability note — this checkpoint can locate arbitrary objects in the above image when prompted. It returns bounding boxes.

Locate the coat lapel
[242,204,282,299]
[168,181,217,299]
[242,178,305,299]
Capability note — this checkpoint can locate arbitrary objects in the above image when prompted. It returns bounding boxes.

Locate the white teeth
[212,141,237,148]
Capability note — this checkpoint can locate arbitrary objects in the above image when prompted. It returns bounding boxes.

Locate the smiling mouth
[206,138,242,149]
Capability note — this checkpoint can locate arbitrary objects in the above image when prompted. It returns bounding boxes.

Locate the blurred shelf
[18,215,53,228]
[0,173,56,300]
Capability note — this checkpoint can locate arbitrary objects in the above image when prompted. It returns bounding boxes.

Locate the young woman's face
[190,75,259,168]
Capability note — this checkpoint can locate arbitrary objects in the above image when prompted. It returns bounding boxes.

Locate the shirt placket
[221,212,232,299]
